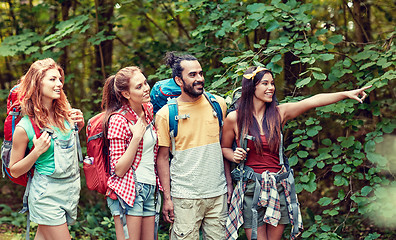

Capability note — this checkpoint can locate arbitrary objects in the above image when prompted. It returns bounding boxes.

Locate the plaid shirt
[226,180,247,239]
[107,103,159,207]
[226,168,303,240]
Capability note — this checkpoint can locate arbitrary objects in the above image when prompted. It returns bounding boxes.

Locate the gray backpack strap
[112,154,139,239]
[170,130,176,157]
[250,173,262,240]
[18,173,32,240]
[287,170,300,235]
[278,132,284,166]
[238,132,261,239]
[154,189,162,240]
[276,130,301,236]
[116,194,130,239]
[74,123,83,163]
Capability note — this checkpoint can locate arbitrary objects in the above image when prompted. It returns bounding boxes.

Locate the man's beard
[182,78,204,98]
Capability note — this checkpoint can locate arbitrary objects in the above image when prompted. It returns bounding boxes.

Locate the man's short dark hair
[164,52,197,80]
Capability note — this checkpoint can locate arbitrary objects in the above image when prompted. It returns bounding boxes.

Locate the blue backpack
[150,78,182,114]
[150,78,223,152]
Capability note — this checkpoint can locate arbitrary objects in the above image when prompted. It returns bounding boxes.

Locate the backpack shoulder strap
[278,132,290,170]
[167,98,179,155]
[203,92,223,128]
[167,98,178,138]
[142,103,153,122]
[110,109,137,125]
[28,118,41,138]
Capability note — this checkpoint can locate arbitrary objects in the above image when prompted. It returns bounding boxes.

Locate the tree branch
[344,0,370,43]
[142,12,174,44]
[161,2,191,39]
[94,0,106,79]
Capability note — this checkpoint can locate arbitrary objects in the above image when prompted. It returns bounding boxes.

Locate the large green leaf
[328,35,343,44]
[318,197,332,206]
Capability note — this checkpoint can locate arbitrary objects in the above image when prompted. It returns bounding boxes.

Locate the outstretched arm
[278,85,372,123]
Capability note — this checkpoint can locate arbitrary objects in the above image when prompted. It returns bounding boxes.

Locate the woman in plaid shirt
[222,66,371,240]
[102,66,159,240]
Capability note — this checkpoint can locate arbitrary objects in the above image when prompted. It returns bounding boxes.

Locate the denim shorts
[29,171,81,226]
[107,182,156,217]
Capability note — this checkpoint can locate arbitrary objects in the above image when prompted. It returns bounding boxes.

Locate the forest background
[0,0,395,239]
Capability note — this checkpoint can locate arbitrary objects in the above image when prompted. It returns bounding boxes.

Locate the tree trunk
[94,0,115,90]
[60,0,72,100]
[352,0,372,44]
[283,52,302,95]
[282,0,305,97]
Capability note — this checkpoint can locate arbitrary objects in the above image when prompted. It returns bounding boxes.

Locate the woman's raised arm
[278,85,372,123]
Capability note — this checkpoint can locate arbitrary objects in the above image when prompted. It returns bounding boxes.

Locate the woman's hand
[69,108,85,130]
[32,131,51,156]
[129,118,147,141]
[346,85,372,103]
[233,147,249,164]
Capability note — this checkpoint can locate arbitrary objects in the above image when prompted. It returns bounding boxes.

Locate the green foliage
[176,0,396,239]
[0,31,42,57]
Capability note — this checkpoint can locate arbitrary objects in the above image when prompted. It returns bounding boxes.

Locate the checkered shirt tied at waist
[226,170,303,240]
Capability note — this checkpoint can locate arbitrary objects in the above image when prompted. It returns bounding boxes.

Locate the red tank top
[244,135,281,174]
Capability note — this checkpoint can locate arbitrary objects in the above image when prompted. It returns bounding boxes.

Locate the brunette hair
[164,51,197,80]
[101,66,141,142]
[237,66,281,153]
[19,58,71,131]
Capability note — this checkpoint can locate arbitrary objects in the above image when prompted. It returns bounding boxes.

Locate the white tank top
[135,124,156,185]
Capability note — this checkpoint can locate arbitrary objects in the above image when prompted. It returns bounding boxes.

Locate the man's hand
[162,199,175,223]
[227,182,234,204]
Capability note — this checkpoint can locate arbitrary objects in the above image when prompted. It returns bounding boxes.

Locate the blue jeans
[107,182,156,217]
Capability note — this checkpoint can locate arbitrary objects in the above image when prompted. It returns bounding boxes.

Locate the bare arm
[223,158,233,203]
[114,118,146,177]
[9,127,51,178]
[221,111,248,164]
[279,85,372,123]
[156,146,174,223]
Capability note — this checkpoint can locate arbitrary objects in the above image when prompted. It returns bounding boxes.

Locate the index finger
[69,108,82,115]
[360,85,372,91]
[39,131,49,139]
